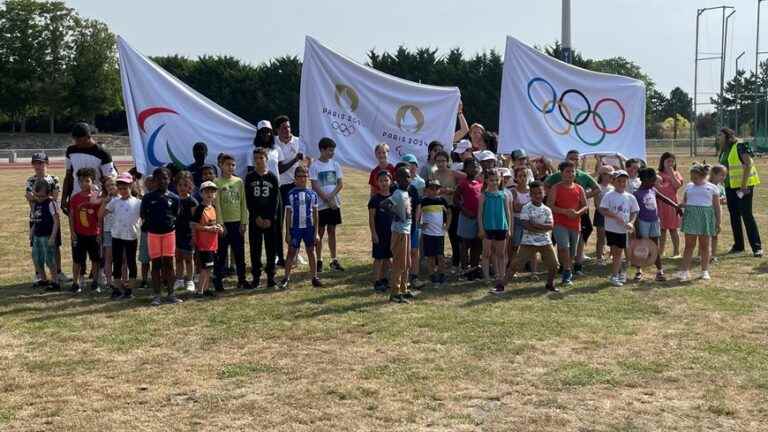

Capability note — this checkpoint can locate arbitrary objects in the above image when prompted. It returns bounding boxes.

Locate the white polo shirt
[275,135,305,185]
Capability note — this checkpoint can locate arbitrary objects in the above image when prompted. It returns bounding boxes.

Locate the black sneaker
[70,282,81,294]
[213,279,225,292]
[266,277,277,289]
[754,250,764,258]
[546,284,560,293]
[330,259,345,271]
[49,282,61,292]
[402,290,418,299]
[110,288,122,300]
[373,279,387,292]
[727,247,744,255]
[429,274,438,284]
[121,289,134,300]
[203,290,217,298]
[316,260,323,273]
[150,296,162,306]
[193,292,205,299]
[166,295,183,304]
[489,285,505,295]
[139,280,148,289]
[389,294,408,304]
[238,280,252,290]
[311,277,323,288]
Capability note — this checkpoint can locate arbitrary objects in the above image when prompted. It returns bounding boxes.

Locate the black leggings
[112,238,137,280]
[726,187,762,252]
[449,206,461,267]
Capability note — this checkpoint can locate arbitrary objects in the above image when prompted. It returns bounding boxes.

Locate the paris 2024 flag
[300,36,461,171]
[499,36,646,161]
[117,36,257,175]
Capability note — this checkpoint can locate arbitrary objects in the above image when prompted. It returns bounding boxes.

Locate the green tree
[664,87,692,121]
[67,17,121,125]
[37,1,77,134]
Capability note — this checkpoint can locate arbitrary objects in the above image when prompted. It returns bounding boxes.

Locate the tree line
[4,0,761,141]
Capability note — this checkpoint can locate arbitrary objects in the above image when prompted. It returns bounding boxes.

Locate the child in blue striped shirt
[281,165,322,289]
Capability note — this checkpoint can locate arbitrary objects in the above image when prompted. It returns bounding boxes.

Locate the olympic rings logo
[526,77,625,146]
[331,121,356,137]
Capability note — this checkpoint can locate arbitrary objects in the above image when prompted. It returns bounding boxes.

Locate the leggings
[449,206,461,267]
[112,238,137,280]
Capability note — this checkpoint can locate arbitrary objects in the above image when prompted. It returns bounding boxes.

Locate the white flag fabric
[300,36,461,171]
[499,36,646,161]
[117,36,256,175]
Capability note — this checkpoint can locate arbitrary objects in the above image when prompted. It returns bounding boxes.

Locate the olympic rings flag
[300,36,461,171]
[117,36,256,175]
[499,36,646,161]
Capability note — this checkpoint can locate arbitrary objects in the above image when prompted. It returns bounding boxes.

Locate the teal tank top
[482,191,508,231]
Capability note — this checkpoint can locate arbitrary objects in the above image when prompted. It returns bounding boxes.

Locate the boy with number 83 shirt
[245,148,280,289]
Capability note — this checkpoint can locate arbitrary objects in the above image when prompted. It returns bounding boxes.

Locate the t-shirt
[31,199,58,237]
[368,165,396,195]
[600,190,639,234]
[633,187,659,222]
[368,193,394,241]
[519,202,553,246]
[177,195,198,244]
[266,147,282,185]
[26,174,61,197]
[192,204,218,251]
[69,191,101,236]
[684,182,719,207]
[102,197,116,232]
[420,196,448,236]
[385,188,412,234]
[275,135,305,185]
[551,183,586,231]
[457,178,483,218]
[411,175,426,199]
[65,144,117,194]
[214,176,247,224]
[513,189,531,217]
[140,190,180,234]
[106,196,141,241]
[310,159,343,210]
[187,161,218,188]
[627,176,642,194]
[244,170,280,221]
[545,169,598,191]
[287,187,318,229]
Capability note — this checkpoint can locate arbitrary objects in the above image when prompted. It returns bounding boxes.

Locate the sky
[67,0,766,103]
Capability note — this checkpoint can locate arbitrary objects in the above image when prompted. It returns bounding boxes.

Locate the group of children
[27,137,733,306]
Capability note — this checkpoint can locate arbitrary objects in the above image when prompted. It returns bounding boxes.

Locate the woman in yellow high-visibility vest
[717,128,762,257]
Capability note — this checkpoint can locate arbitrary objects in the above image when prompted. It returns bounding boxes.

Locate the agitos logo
[138,106,187,168]
[395,104,425,134]
[334,84,359,112]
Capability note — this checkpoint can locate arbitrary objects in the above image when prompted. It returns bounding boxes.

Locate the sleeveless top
[482,190,508,231]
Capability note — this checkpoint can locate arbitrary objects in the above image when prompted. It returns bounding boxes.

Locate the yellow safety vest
[727,143,760,188]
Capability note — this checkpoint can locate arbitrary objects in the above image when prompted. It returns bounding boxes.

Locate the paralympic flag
[300,36,461,171]
[117,36,256,175]
[498,36,646,161]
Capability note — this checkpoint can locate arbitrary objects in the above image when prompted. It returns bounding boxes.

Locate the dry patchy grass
[1,157,768,431]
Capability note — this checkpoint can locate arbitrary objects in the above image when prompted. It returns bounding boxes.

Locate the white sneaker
[619,272,628,283]
[701,271,711,280]
[677,271,690,282]
[193,273,199,284]
[185,279,196,292]
[173,279,185,290]
[609,275,624,287]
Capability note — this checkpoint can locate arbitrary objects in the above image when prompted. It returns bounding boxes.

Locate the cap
[511,149,528,160]
[612,170,629,179]
[474,150,497,162]
[454,139,472,154]
[497,167,512,177]
[31,152,49,163]
[426,179,442,188]
[401,154,418,165]
[116,172,134,184]
[200,181,218,190]
[256,120,272,130]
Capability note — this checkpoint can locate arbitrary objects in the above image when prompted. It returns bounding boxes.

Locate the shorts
[196,250,216,269]
[290,227,316,249]
[484,230,508,241]
[73,234,101,266]
[411,225,421,249]
[31,236,56,269]
[372,230,393,259]
[148,231,176,259]
[318,208,342,227]
[606,231,629,249]
[553,225,580,258]
[512,217,524,246]
[510,244,559,272]
[593,212,605,228]
[637,220,661,238]
[139,231,150,264]
[423,234,445,257]
[102,231,112,248]
[457,213,478,240]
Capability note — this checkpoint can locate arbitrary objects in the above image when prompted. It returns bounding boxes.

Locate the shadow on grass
[750,260,768,274]
[460,284,552,307]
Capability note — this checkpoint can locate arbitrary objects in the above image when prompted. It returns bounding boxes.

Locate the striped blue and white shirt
[287,188,318,229]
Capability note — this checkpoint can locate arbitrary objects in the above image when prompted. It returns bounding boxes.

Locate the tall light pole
[736,51,746,132]
[720,9,736,130]
[562,0,572,64]
[756,0,767,141]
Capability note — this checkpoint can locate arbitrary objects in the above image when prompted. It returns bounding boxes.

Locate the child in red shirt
[191,181,223,297]
[547,160,588,286]
[68,167,102,293]
[454,160,483,280]
[368,143,396,196]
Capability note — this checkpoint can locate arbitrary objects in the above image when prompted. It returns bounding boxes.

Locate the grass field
[1,157,768,431]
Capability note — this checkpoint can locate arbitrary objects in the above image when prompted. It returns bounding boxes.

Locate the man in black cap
[61,122,117,213]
